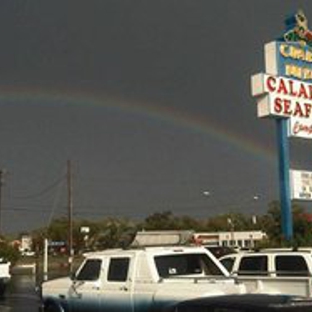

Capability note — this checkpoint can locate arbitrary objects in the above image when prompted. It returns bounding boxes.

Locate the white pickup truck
[220,248,312,298]
[41,246,246,312]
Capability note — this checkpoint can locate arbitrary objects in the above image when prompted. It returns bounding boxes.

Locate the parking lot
[1,274,41,312]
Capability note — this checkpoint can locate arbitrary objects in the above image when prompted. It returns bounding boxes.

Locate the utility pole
[0,170,5,236]
[67,160,73,273]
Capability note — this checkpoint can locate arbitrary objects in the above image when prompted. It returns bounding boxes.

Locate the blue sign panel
[49,241,66,247]
[265,41,312,83]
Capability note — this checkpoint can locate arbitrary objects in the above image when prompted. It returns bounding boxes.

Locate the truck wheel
[45,303,63,312]
[0,282,6,298]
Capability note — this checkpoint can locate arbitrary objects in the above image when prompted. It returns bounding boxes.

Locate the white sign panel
[80,226,90,233]
[255,93,312,119]
[251,73,312,139]
[288,117,312,138]
[290,169,312,200]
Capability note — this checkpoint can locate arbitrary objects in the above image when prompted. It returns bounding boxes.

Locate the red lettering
[293,121,312,135]
[297,83,309,99]
[274,98,312,118]
[289,80,297,97]
[283,99,292,115]
[277,79,288,95]
[308,85,312,100]
[305,103,312,118]
[266,76,276,92]
[293,121,301,134]
[274,97,283,113]
[293,102,304,117]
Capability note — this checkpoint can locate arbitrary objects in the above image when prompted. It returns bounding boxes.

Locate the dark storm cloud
[0,1,311,233]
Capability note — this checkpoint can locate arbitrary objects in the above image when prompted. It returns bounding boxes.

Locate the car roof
[83,245,210,258]
[220,249,312,259]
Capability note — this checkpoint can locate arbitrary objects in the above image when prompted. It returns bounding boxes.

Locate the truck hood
[42,276,72,293]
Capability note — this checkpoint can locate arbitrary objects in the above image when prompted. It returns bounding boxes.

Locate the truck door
[68,258,102,312]
[101,256,133,312]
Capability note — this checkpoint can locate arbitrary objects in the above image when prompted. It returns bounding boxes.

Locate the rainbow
[0,85,276,164]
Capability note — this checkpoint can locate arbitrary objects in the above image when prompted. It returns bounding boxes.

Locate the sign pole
[276,118,293,240]
[43,238,48,281]
[252,10,312,243]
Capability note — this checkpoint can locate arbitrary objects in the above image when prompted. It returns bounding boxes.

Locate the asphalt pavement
[0,274,41,312]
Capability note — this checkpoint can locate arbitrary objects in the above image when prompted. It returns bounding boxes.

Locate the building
[19,234,33,255]
[193,231,267,249]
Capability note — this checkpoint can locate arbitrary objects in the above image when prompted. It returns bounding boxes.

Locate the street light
[203,190,210,197]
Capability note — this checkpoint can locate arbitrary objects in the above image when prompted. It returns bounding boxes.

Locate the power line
[0,170,5,235]
[11,174,66,200]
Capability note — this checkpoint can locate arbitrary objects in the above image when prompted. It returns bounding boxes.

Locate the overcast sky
[0,1,312,234]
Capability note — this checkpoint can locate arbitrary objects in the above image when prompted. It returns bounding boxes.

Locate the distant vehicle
[219,249,312,298]
[22,251,35,257]
[162,294,312,312]
[0,258,11,297]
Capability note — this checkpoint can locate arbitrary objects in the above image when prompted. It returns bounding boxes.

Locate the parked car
[0,258,11,297]
[162,294,312,312]
[219,249,312,277]
[219,249,312,297]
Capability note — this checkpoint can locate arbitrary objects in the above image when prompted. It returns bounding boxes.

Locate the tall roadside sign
[251,10,312,241]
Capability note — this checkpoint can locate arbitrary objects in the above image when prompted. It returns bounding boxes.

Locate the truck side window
[76,259,102,281]
[154,253,223,278]
[238,256,268,276]
[108,258,130,282]
[220,257,235,272]
[275,255,309,276]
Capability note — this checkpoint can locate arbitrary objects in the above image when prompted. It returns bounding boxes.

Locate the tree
[259,201,312,246]
[142,211,177,230]
[94,218,137,250]
[204,213,254,232]
[292,206,312,246]
[176,215,203,231]
[0,241,20,264]
[47,218,69,243]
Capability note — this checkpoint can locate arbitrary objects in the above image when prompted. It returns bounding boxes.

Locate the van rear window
[275,255,309,276]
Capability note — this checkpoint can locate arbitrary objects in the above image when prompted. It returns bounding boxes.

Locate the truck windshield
[76,259,102,281]
[154,253,224,278]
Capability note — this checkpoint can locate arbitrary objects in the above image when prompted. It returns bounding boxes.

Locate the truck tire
[44,303,64,312]
[0,281,6,298]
